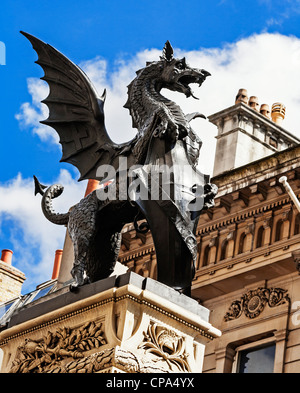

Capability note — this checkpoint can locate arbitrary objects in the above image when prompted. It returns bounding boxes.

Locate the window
[22,284,54,306]
[294,214,300,235]
[0,299,20,326]
[0,284,55,327]
[202,245,210,267]
[233,340,276,373]
[220,240,228,260]
[30,285,54,302]
[0,300,15,320]
[275,219,283,241]
[238,233,246,254]
[256,226,264,248]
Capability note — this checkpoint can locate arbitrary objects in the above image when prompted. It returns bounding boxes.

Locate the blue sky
[2,0,300,293]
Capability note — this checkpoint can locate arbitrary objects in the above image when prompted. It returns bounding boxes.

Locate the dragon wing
[21,31,125,181]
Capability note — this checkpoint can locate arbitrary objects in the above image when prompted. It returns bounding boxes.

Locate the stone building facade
[117,91,300,373]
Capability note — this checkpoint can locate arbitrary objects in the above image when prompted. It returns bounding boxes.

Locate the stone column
[215,347,235,373]
[273,329,287,373]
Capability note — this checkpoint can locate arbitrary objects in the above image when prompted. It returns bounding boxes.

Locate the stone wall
[0,260,25,303]
[202,273,300,373]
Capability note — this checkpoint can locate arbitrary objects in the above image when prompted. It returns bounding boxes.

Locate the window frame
[231,336,276,373]
[0,297,22,326]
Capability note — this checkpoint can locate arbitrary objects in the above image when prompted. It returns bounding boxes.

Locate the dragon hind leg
[86,229,122,282]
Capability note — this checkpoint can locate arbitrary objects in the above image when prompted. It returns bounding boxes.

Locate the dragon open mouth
[178,70,210,99]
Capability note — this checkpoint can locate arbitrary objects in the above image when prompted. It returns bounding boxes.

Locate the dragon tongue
[190,90,199,100]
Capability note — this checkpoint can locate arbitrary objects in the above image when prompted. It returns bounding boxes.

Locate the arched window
[202,245,210,267]
[294,214,300,235]
[256,226,265,248]
[220,240,228,260]
[238,233,247,254]
[136,267,145,277]
[275,219,284,241]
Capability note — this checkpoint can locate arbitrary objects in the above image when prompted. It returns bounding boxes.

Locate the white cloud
[259,0,300,27]
[16,32,300,175]
[15,78,58,143]
[79,56,108,88]
[0,171,86,293]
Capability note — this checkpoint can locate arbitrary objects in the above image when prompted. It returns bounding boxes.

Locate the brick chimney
[0,249,26,302]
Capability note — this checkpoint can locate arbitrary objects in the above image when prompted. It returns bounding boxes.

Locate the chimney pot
[271,103,286,125]
[1,249,13,265]
[260,104,271,119]
[84,179,100,197]
[235,88,248,105]
[248,96,259,111]
[52,249,63,280]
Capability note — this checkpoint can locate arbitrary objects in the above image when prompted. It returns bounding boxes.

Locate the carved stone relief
[9,321,106,373]
[138,323,191,372]
[9,320,192,373]
[224,287,290,321]
[51,347,142,373]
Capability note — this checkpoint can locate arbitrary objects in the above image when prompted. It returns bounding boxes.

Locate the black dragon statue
[22,32,217,296]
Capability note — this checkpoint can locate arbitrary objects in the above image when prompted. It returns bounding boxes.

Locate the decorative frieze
[224,287,290,321]
[9,319,194,373]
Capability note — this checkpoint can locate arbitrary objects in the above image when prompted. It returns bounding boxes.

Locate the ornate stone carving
[48,345,184,373]
[9,321,106,373]
[51,347,141,373]
[224,287,290,321]
[138,323,191,372]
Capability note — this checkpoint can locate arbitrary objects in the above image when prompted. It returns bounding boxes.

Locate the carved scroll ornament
[224,287,290,321]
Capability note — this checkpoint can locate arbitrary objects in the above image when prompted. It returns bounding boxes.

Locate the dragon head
[157,40,210,99]
[124,40,211,131]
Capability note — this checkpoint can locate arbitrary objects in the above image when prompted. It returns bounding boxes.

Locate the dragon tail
[39,181,70,225]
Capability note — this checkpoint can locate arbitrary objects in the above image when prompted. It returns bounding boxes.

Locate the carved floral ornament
[138,323,191,372]
[224,287,290,321]
[8,319,191,373]
[9,321,106,373]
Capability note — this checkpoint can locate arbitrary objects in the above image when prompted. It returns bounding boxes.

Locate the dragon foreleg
[152,107,180,142]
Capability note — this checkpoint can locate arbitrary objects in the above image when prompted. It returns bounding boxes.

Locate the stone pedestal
[0,273,221,373]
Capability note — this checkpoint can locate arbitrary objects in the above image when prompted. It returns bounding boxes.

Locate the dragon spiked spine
[23,32,217,295]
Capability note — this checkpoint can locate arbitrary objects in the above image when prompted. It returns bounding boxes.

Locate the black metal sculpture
[23,32,217,295]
